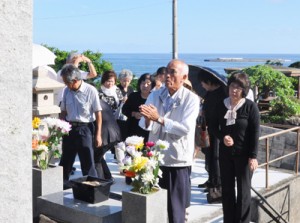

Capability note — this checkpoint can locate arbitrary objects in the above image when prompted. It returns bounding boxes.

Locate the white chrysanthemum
[37,144,48,152]
[58,120,72,133]
[126,146,137,156]
[42,117,71,133]
[153,177,160,186]
[32,129,39,136]
[125,135,144,147]
[147,157,158,169]
[43,117,56,128]
[157,153,165,164]
[123,156,132,166]
[156,140,169,150]
[115,142,126,151]
[158,169,163,178]
[141,171,154,184]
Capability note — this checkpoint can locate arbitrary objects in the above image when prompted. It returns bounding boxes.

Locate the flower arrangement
[32,117,71,170]
[115,135,169,194]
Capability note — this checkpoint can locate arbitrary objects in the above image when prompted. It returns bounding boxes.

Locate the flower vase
[122,188,168,223]
[32,165,63,220]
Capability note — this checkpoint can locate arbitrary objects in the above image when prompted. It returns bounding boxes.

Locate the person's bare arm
[83,55,97,79]
[94,111,102,148]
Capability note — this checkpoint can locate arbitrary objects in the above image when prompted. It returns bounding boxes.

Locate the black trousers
[94,143,116,179]
[203,133,221,187]
[59,123,97,181]
[159,166,191,223]
[219,148,252,223]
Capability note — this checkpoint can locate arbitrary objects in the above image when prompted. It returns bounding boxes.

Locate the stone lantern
[32,66,65,118]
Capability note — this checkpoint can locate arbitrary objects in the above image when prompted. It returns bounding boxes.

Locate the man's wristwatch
[157,116,163,125]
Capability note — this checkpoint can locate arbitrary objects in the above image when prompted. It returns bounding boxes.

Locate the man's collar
[73,80,85,92]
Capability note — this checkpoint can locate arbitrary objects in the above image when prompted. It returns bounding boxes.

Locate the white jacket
[139,86,200,167]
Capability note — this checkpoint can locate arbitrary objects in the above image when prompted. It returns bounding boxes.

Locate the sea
[102,53,300,77]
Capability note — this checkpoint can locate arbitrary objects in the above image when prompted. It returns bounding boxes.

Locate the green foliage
[130,78,139,91]
[260,114,286,124]
[269,96,300,118]
[43,45,140,91]
[43,45,113,78]
[243,65,294,99]
[243,65,300,119]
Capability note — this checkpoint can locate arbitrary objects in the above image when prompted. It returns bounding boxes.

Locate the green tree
[43,45,113,77]
[243,65,300,119]
[43,45,140,91]
[243,65,293,99]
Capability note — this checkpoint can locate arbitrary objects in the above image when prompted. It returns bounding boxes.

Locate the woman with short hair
[211,71,260,223]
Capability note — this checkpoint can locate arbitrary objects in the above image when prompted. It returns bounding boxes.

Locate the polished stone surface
[37,189,122,223]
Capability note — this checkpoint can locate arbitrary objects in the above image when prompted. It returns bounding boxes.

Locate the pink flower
[145,141,155,147]
[147,151,153,157]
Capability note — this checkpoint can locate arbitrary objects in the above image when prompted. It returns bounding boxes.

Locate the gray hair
[119,69,133,80]
[66,52,80,63]
[60,64,82,83]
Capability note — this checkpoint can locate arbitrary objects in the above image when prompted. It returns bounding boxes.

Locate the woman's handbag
[195,115,210,148]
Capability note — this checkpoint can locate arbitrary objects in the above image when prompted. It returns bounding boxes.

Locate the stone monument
[32,66,64,118]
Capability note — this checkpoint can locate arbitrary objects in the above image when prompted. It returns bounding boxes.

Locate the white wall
[0,1,32,222]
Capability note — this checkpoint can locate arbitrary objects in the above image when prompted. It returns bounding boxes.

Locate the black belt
[69,122,90,127]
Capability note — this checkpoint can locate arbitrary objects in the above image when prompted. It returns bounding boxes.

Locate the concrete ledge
[251,174,300,223]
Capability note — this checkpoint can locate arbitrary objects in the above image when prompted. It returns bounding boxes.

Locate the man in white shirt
[139,59,199,223]
[59,64,102,187]
[55,52,97,106]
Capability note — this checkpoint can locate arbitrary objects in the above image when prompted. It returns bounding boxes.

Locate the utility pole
[172,0,178,59]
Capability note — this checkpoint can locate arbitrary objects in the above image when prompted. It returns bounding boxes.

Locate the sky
[33,0,300,54]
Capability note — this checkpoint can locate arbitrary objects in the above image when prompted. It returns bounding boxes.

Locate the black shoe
[198,181,210,188]
[63,180,72,190]
[206,187,222,204]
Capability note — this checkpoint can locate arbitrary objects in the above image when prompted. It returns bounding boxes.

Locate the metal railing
[258,125,300,188]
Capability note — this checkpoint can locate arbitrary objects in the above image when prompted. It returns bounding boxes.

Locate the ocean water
[102,53,300,77]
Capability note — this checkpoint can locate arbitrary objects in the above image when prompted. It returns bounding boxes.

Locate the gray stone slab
[33,166,63,219]
[37,189,122,223]
[122,189,168,223]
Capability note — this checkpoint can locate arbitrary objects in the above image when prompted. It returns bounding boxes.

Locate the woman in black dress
[94,99,121,180]
[122,73,155,142]
[211,71,260,223]
[95,70,123,179]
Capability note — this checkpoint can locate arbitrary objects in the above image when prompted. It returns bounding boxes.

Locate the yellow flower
[32,117,41,129]
[132,156,148,172]
[41,142,49,147]
[135,142,144,150]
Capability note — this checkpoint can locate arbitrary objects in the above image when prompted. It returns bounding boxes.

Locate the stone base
[122,188,168,223]
[33,166,63,220]
[37,189,122,223]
